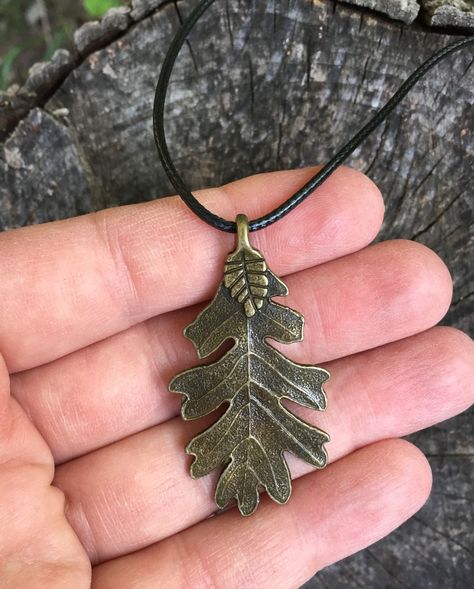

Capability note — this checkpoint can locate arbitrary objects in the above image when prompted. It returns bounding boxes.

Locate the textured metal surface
[223,216,268,316]
[170,215,330,516]
[1,0,472,583]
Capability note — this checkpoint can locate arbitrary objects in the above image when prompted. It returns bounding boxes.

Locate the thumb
[0,351,50,467]
[0,352,91,588]
[0,352,9,413]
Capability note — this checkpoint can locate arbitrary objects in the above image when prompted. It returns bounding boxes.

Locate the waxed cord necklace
[156,0,473,517]
[154,0,474,233]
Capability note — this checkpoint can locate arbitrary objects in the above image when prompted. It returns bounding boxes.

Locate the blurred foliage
[83,0,123,18]
[0,46,22,91]
[0,0,125,90]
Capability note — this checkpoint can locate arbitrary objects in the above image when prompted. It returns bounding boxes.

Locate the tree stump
[0,1,473,587]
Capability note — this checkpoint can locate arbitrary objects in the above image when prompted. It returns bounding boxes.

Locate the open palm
[0,167,472,588]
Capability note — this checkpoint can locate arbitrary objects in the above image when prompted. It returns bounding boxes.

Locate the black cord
[153,0,474,233]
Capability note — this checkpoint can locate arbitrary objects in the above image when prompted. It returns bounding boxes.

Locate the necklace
[154,0,473,517]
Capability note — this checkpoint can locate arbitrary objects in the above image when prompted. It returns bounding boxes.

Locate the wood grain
[0,1,472,587]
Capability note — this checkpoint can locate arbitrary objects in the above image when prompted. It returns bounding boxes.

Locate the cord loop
[153,0,473,233]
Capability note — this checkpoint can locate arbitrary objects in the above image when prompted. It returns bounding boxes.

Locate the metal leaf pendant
[169,214,330,516]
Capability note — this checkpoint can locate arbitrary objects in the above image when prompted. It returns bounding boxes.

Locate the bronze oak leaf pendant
[169,215,330,516]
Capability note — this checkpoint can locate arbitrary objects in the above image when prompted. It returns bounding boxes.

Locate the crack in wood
[366,549,411,588]
[225,0,235,49]
[412,515,474,557]
[451,291,474,308]
[173,0,200,73]
[411,188,465,240]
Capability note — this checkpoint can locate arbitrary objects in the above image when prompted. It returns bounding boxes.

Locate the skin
[0,166,472,588]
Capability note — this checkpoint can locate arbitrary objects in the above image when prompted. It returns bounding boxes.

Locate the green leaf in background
[1,46,22,91]
[83,0,123,19]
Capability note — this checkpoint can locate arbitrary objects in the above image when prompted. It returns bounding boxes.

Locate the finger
[91,440,432,589]
[0,355,91,588]
[52,326,473,563]
[12,239,452,463]
[0,167,383,373]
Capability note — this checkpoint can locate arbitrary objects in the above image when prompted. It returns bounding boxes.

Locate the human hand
[0,167,472,588]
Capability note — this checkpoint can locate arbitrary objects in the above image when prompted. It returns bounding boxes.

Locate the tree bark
[0,1,473,587]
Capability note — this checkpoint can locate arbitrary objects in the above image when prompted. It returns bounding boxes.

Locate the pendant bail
[236,214,250,248]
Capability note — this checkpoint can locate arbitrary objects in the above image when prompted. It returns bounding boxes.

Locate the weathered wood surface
[0,1,473,587]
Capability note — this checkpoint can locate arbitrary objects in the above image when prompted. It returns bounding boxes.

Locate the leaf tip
[234,491,261,517]
[268,270,289,297]
[318,445,329,468]
[239,503,259,517]
[183,326,203,357]
[168,377,178,394]
[186,449,202,480]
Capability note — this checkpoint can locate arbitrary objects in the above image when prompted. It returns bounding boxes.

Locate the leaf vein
[211,385,250,452]
[191,353,247,404]
[250,352,313,402]
[252,394,318,461]
[199,310,240,352]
